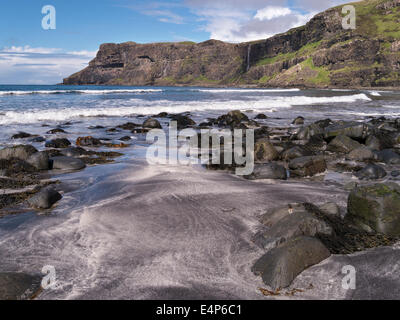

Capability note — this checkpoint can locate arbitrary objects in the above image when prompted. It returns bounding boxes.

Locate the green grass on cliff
[302,58,331,85]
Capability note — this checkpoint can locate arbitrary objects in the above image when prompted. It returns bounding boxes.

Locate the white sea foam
[0,93,372,125]
[0,89,163,95]
[193,88,301,93]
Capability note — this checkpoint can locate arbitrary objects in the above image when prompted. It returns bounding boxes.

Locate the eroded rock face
[347,183,400,237]
[252,236,331,290]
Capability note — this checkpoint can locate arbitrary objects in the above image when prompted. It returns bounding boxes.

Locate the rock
[355,164,387,180]
[296,123,324,140]
[170,114,196,129]
[89,125,105,129]
[254,138,279,162]
[252,236,331,290]
[0,272,42,300]
[281,146,311,161]
[347,146,375,161]
[0,158,37,176]
[248,163,287,180]
[365,135,381,150]
[76,136,102,147]
[217,110,249,128]
[119,136,132,141]
[289,155,326,177]
[30,136,46,143]
[257,210,333,250]
[26,152,49,170]
[292,116,305,125]
[319,202,340,216]
[391,170,400,177]
[27,187,62,209]
[347,183,400,236]
[0,145,38,161]
[117,122,140,130]
[156,112,169,118]
[46,128,66,134]
[45,138,71,148]
[143,118,162,129]
[255,113,268,119]
[324,121,371,140]
[60,147,88,157]
[327,135,361,153]
[50,156,86,170]
[377,149,400,164]
[11,132,33,139]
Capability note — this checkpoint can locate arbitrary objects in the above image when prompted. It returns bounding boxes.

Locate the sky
[0,0,349,84]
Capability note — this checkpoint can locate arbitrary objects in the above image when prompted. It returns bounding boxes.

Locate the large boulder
[252,236,331,289]
[257,210,333,250]
[347,146,375,161]
[259,203,307,227]
[50,156,86,170]
[296,123,324,140]
[248,163,287,180]
[143,118,162,129]
[26,151,49,170]
[45,138,71,149]
[11,132,34,139]
[254,138,279,162]
[292,116,305,125]
[347,183,400,236]
[377,149,400,164]
[289,155,326,177]
[217,110,249,128]
[0,145,38,161]
[281,146,311,161]
[327,135,361,153]
[324,121,371,140]
[170,114,196,129]
[355,164,387,180]
[0,272,42,300]
[76,136,102,147]
[28,187,62,209]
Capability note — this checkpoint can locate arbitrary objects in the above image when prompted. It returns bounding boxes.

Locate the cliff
[63,0,400,88]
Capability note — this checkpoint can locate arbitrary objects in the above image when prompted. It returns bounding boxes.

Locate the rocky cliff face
[64,0,400,88]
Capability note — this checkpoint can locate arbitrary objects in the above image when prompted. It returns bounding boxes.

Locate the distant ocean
[0,84,399,145]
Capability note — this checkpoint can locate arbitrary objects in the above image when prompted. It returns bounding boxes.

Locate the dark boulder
[46,128,66,134]
[170,114,196,129]
[255,113,268,119]
[29,136,46,143]
[60,147,88,157]
[143,118,162,129]
[45,138,71,149]
[117,122,140,130]
[217,110,248,128]
[292,116,305,125]
[281,146,311,161]
[0,273,42,300]
[76,136,102,147]
[377,149,400,164]
[348,183,400,236]
[296,123,324,140]
[254,138,279,162]
[252,236,330,290]
[324,121,371,140]
[289,156,326,177]
[355,164,387,180]
[26,152,49,170]
[248,163,287,180]
[28,187,62,209]
[11,132,34,139]
[0,145,38,161]
[327,135,361,153]
[347,146,375,161]
[50,156,86,170]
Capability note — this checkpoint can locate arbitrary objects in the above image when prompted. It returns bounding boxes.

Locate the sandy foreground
[1,158,398,300]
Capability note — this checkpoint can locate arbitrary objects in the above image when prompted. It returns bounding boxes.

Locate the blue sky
[0,0,348,84]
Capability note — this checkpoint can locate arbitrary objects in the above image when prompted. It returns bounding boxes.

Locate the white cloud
[254,6,292,21]
[0,46,97,84]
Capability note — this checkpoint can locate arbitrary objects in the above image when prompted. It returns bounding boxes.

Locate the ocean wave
[193,88,301,93]
[0,89,163,95]
[0,93,371,125]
